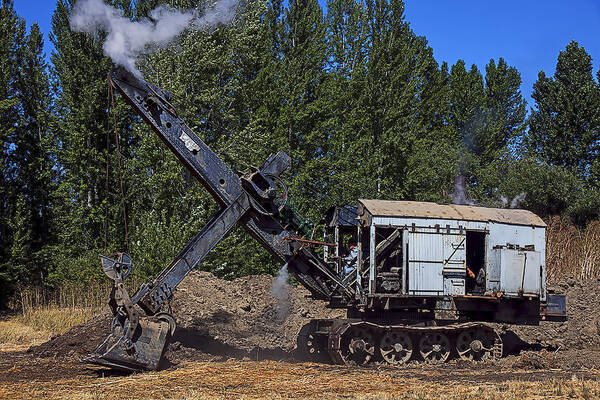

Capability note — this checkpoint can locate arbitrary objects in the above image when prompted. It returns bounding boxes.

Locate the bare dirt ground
[2,353,600,399]
[2,271,600,399]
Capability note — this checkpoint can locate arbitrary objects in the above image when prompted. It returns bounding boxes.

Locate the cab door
[406,228,465,296]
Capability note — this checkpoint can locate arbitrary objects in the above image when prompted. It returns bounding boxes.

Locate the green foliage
[0,196,32,289]
[493,157,583,216]
[449,60,486,155]
[47,0,139,285]
[1,0,600,304]
[0,1,55,302]
[483,58,527,162]
[0,0,21,301]
[521,41,600,224]
[13,22,54,281]
[527,41,600,179]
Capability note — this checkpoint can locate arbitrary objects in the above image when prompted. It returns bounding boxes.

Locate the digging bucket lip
[83,353,149,373]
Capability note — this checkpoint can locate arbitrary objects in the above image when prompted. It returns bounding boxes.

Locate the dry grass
[0,276,141,352]
[13,281,112,311]
[0,306,98,352]
[546,217,600,282]
[1,360,600,400]
[0,319,50,351]
[17,306,98,335]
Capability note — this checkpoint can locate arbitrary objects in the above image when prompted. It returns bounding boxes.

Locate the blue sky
[14,0,600,108]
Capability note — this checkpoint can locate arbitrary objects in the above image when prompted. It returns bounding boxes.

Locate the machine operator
[343,240,358,275]
[467,265,486,293]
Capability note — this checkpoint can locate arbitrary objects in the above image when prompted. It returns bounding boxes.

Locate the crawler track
[299,320,502,366]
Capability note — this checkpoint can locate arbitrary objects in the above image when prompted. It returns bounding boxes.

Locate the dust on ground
[2,356,600,400]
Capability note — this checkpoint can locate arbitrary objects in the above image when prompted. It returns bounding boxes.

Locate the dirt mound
[29,310,112,358]
[499,277,600,352]
[29,271,600,368]
[166,271,343,363]
[30,271,342,363]
[510,350,557,369]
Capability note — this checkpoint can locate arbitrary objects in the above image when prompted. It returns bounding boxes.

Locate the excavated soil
[27,271,600,370]
[29,271,343,364]
[500,278,600,351]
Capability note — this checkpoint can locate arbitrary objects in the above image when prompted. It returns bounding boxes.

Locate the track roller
[297,321,331,363]
[379,330,413,365]
[418,331,451,364]
[455,326,502,361]
[328,322,377,366]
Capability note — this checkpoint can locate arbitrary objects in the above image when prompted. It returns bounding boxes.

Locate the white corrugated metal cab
[359,200,546,300]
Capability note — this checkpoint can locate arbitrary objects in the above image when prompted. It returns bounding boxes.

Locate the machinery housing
[324,200,559,322]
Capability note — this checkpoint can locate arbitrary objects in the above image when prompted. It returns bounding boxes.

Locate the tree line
[1,0,599,304]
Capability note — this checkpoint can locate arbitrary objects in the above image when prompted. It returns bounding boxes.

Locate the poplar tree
[448,60,485,158]
[276,0,330,218]
[527,41,600,179]
[404,53,456,203]
[318,0,368,207]
[361,0,445,200]
[483,58,526,163]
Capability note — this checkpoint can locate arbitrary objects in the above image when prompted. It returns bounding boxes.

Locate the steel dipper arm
[108,67,352,310]
[86,68,353,372]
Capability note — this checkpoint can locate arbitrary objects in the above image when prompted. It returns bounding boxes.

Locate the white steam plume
[271,263,291,322]
[499,192,526,208]
[70,0,238,78]
[452,175,476,206]
[510,192,526,208]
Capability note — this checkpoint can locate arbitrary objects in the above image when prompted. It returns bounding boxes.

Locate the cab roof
[358,199,546,228]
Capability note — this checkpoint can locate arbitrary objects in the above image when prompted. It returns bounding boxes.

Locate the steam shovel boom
[85,68,354,371]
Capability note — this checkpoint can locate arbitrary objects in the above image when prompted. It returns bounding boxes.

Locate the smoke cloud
[510,192,526,208]
[452,175,476,206]
[499,192,526,208]
[70,0,238,78]
[271,263,291,322]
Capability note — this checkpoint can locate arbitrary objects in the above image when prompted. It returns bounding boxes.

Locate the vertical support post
[520,252,528,294]
[335,225,340,275]
[356,225,362,294]
[540,252,547,301]
[369,224,376,295]
[402,228,408,295]
[483,232,489,293]
[323,228,329,263]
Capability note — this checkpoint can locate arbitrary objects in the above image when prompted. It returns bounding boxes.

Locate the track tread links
[299,320,502,366]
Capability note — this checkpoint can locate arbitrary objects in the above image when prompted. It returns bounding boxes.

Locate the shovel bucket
[85,312,175,372]
[86,253,176,371]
